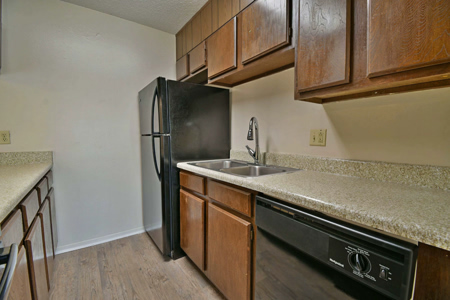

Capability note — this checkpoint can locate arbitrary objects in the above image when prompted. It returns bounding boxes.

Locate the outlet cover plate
[310,129,327,146]
[0,131,11,144]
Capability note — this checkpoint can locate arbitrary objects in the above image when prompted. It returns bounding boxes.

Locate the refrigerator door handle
[151,135,161,181]
[151,87,159,135]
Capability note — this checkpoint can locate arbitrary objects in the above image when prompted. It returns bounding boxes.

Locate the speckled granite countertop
[178,161,450,251]
[0,153,53,224]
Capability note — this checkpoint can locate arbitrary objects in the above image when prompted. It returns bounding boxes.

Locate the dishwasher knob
[379,268,388,281]
[349,253,371,274]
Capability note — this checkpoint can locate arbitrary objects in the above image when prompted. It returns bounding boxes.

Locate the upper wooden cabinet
[176,55,189,81]
[241,0,291,64]
[201,1,213,40]
[192,13,203,48]
[207,18,237,79]
[189,42,207,74]
[296,0,350,92]
[184,21,193,54]
[215,0,240,29]
[295,0,450,103]
[240,0,255,10]
[176,30,184,60]
[367,0,450,77]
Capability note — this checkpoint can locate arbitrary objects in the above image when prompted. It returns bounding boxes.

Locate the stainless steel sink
[220,165,298,177]
[189,159,299,177]
[189,159,248,170]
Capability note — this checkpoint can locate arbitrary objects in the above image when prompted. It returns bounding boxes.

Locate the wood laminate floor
[50,233,225,300]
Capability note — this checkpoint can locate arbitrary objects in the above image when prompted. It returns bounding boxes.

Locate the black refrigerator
[139,77,230,259]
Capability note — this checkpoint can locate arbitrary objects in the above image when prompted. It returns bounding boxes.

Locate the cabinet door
[217,0,240,28]
[38,199,54,289]
[192,12,203,48]
[368,0,450,78]
[201,1,213,40]
[184,21,193,54]
[8,247,33,300]
[176,55,189,81]
[180,190,205,270]
[207,203,251,300]
[241,0,290,64]
[0,209,24,248]
[176,30,183,60]
[296,0,351,91]
[47,188,58,253]
[24,217,49,300]
[207,17,237,78]
[189,41,207,74]
[36,178,48,205]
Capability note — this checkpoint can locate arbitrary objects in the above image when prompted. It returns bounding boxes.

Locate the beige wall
[0,0,175,251]
[231,69,450,167]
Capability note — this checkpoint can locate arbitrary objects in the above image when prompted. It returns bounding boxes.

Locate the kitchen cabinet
[20,190,40,232]
[179,190,205,270]
[241,0,290,64]
[201,1,213,40]
[296,0,350,92]
[207,17,237,79]
[184,22,193,55]
[176,29,184,60]
[215,0,240,29]
[8,247,33,300]
[0,209,24,248]
[179,171,256,299]
[414,243,450,299]
[38,199,54,289]
[207,203,252,300]
[47,188,58,252]
[176,55,189,81]
[36,178,48,205]
[24,217,49,300]
[189,42,207,74]
[240,0,255,10]
[191,13,203,48]
[295,0,450,103]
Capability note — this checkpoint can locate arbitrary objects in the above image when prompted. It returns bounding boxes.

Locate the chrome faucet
[246,117,261,165]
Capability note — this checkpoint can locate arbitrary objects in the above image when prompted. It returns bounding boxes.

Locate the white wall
[0,0,175,250]
[231,69,450,167]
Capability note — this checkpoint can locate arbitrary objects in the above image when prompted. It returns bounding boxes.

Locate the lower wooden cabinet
[38,199,54,290]
[24,217,49,300]
[180,173,255,300]
[179,190,205,270]
[8,247,33,300]
[207,203,252,300]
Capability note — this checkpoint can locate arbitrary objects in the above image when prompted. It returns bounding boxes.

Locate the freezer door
[139,77,169,135]
[141,135,171,256]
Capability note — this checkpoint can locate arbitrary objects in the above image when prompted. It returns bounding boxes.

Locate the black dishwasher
[255,196,417,300]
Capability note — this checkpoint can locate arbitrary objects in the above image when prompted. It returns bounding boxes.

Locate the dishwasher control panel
[328,237,404,299]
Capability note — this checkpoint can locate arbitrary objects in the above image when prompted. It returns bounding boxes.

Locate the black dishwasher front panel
[255,196,417,300]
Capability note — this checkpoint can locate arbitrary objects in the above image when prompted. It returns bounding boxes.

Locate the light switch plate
[310,129,327,146]
[0,131,11,144]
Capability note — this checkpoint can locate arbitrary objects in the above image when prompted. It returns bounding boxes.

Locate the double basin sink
[189,159,299,178]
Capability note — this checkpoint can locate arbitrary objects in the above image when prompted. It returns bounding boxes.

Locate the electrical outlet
[310,129,327,146]
[0,131,11,144]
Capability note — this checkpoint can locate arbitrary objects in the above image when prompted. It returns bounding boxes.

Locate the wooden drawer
[0,209,24,247]
[36,177,48,205]
[176,55,189,81]
[207,180,252,217]
[20,190,40,232]
[180,172,205,195]
[45,170,53,190]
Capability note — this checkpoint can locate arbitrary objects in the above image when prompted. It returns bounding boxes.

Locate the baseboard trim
[55,226,145,255]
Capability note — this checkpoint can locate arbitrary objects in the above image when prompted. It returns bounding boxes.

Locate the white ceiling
[62,0,208,34]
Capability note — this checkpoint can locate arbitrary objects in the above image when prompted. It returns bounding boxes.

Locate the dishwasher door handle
[0,244,18,300]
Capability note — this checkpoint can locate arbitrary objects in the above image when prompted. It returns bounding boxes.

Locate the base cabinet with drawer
[179,171,255,300]
[0,169,58,300]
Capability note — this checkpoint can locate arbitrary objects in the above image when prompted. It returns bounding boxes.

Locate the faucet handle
[246,145,255,157]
